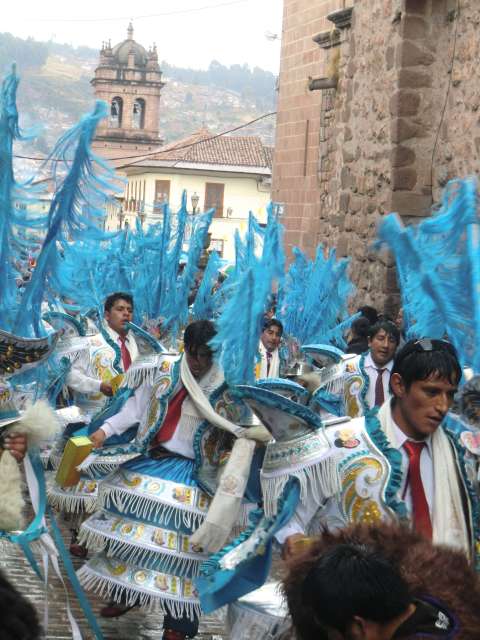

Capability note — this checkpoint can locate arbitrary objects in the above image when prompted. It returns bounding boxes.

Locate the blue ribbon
[1,450,105,640]
[47,506,105,640]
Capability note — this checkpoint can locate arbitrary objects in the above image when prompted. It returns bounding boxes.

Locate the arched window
[132,98,146,129]
[110,97,123,128]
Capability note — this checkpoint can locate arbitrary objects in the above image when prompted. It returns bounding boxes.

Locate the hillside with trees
[0,33,277,174]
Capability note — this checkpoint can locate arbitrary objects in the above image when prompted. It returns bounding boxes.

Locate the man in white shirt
[363,320,400,410]
[66,292,138,406]
[257,318,283,379]
[343,320,400,417]
[282,339,475,561]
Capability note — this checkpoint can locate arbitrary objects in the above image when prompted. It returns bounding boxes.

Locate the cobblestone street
[0,515,226,640]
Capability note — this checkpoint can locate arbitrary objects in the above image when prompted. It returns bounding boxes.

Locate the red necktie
[374,368,385,406]
[119,336,132,372]
[154,387,188,445]
[403,440,432,540]
[266,351,272,376]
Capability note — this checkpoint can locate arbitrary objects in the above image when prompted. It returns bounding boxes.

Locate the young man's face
[261,325,282,352]
[390,372,458,440]
[185,345,213,379]
[368,329,397,366]
[105,298,133,335]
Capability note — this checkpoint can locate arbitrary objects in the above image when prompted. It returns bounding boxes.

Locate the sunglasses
[395,338,457,365]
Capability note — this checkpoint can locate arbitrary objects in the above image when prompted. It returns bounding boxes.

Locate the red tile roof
[126,128,272,169]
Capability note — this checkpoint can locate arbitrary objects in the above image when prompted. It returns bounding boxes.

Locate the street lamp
[191,192,199,214]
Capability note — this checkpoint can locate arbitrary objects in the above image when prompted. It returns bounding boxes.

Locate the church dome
[111,23,148,67]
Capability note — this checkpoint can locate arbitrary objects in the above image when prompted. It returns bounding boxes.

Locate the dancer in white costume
[78,320,269,639]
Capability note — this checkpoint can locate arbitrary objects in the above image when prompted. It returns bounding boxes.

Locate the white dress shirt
[392,420,434,519]
[104,324,139,366]
[363,352,393,410]
[66,325,138,394]
[100,379,197,459]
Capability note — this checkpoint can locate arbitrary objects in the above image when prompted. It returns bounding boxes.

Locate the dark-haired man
[281,339,479,565]
[81,320,268,639]
[257,318,283,379]
[66,292,139,410]
[343,320,400,417]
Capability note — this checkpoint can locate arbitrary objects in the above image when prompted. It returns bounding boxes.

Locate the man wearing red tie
[66,292,139,405]
[282,339,479,567]
[384,339,465,545]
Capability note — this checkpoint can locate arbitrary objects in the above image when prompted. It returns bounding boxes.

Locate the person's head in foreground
[389,338,461,440]
[0,569,42,639]
[184,319,216,379]
[283,522,480,640]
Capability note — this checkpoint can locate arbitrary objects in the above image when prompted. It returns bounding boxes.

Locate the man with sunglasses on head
[282,338,480,567]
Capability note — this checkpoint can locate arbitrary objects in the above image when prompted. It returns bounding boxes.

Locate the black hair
[0,569,42,639]
[301,543,411,633]
[184,320,217,354]
[390,338,462,392]
[358,305,378,325]
[350,316,370,339]
[262,318,283,335]
[104,292,134,313]
[369,319,400,345]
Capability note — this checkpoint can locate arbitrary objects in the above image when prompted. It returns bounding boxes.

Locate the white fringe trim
[77,565,202,620]
[47,488,97,514]
[123,355,170,389]
[83,461,120,478]
[78,528,203,576]
[261,456,340,517]
[99,485,205,530]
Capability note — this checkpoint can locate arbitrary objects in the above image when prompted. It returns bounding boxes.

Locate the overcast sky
[3,0,283,72]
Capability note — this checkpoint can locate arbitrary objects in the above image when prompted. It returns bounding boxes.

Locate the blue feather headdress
[277,244,354,348]
[377,177,480,371]
[210,207,284,386]
[13,100,120,337]
[0,66,48,331]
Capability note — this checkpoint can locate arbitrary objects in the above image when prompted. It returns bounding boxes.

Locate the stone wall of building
[271,0,344,257]
[273,0,477,314]
[429,1,480,198]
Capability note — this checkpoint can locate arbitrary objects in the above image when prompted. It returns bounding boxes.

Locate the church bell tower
[91,23,165,158]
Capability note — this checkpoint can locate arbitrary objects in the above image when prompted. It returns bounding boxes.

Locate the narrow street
[0,515,225,640]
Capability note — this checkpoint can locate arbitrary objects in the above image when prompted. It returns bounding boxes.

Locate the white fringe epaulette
[122,353,179,389]
[260,453,340,518]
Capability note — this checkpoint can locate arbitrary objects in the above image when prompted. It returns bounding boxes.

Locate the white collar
[364,351,394,372]
[391,414,433,456]
[104,323,130,343]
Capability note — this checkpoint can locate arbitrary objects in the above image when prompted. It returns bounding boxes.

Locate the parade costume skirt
[77,454,211,619]
[47,438,139,516]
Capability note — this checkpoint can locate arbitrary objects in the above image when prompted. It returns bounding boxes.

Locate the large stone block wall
[323,0,402,312]
[429,1,480,198]
[271,0,344,258]
[274,0,475,314]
